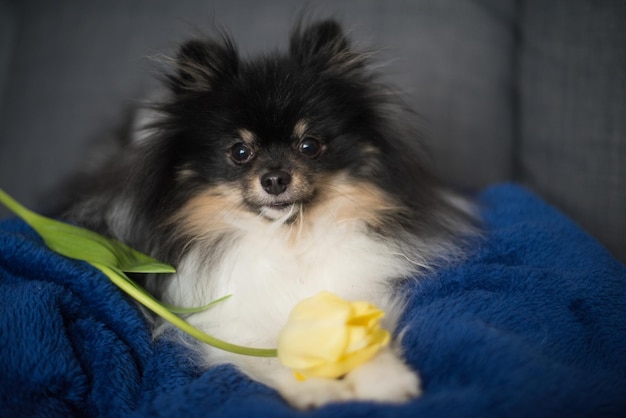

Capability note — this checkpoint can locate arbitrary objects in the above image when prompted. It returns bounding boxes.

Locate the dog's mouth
[243,177,315,222]
[267,202,293,210]
[249,198,306,223]
[260,201,298,220]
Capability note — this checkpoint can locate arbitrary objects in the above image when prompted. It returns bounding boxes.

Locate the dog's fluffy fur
[66,19,477,409]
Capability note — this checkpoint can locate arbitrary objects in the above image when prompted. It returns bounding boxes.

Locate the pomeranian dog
[66,19,477,409]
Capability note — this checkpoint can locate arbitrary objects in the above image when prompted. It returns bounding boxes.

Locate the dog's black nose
[261,170,292,195]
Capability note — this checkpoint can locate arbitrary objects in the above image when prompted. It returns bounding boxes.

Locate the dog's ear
[168,35,239,93]
[289,19,366,74]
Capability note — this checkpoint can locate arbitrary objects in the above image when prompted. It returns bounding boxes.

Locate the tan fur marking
[176,168,197,183]
[293,119,309,138]
[288,172,405,242]
[238,128,256,145]
[315,178,402,228]
[362,144,380,155]
[169,175,402,248]
[169,185,246,238]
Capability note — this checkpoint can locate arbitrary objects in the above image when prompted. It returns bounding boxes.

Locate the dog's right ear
[167,36,239,94]
[289,19,366,75]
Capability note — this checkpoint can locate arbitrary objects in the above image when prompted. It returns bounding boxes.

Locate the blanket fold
[1,184,625,417]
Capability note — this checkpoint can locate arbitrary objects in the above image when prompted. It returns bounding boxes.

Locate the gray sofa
[0,0,624,264]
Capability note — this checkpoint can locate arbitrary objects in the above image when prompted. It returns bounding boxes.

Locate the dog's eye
[298,137,323,159]
[229,143,254,164]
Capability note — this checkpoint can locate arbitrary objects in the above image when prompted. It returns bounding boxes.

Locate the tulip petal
[278,291,390,380]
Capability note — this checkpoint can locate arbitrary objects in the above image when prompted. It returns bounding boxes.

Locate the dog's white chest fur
[159,212,413,359]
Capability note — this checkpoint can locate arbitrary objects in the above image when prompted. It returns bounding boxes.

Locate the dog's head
[147,20,400,224]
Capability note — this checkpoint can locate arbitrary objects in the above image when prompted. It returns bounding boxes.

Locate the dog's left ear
[289,19,366,74]
[167,35,239,94]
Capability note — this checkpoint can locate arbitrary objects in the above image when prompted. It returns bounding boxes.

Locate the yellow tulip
[278,291,390,380]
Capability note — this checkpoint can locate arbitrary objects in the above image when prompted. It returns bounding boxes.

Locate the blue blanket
[1,184,625,418]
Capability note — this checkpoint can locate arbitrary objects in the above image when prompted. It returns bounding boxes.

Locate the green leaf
[162,294,233,314]
[0,188,174,274]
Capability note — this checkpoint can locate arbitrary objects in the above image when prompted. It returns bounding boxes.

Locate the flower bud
[278,291,390,380]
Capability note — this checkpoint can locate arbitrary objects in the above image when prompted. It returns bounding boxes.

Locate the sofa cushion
[518,0,626,263]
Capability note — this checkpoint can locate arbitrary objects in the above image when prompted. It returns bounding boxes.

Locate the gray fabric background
[519,1,626,264]
[0,0,624,263]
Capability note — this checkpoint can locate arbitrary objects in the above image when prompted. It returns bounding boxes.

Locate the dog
[65,19,477,409]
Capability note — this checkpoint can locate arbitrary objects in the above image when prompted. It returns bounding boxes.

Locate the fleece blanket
[1,184,625,418]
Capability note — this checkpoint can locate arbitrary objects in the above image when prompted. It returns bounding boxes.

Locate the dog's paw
[278,377,354,409]
[276,349,421,409]
[344,349,422,403]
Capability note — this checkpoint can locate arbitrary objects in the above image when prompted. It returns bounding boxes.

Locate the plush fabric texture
[1,184,625,418]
